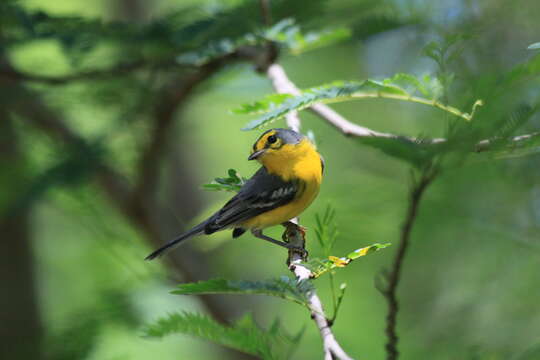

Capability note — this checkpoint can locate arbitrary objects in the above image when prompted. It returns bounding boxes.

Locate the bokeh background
[2,0,540,359]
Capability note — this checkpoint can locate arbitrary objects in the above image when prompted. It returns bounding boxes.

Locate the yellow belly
[241,138,323,229]
[241,181,320,229]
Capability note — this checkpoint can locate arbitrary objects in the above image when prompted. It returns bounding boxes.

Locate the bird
[145,128,324,260]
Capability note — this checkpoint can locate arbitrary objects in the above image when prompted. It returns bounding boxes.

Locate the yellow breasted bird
[145,128,324,260]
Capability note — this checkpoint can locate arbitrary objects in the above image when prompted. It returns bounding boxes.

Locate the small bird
[145,128,324,260]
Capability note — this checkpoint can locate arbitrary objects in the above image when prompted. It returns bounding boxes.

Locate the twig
[284,223,353,360]
[259,0,272,26]
[265,63,540,152]
[266,64,301,132]
[0,59,177,85]
[133,55,238,199]
[379,168,437,360]
[9,82,245,328]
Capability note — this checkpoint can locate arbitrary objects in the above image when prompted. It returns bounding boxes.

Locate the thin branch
[266,64,301,132]
[133,54,239,199]
[259,0,272,26]
[10,83,245,327]
[284,223,353,360]
[0,59,177,85]
[267,50,351,357]
[265,63,540,152]
[474,132,540,152]
[379,168,437,360]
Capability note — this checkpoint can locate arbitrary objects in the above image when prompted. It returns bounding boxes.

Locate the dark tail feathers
[144,224,205,260]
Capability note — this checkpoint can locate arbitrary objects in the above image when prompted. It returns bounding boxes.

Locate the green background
[2,0,540,359]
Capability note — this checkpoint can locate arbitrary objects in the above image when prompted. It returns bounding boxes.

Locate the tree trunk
[0,109,43,360]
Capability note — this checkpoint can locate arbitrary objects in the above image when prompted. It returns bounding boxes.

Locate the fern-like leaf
[241,77,476,131]
[144,312,301,360]
[172,277,311,307]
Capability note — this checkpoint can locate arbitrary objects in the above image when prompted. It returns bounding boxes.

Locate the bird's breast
[242,150,323,229]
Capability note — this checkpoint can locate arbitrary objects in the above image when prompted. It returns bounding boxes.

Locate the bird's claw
[287,245,308,261]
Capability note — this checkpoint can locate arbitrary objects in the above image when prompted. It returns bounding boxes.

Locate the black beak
[248,149,266,160]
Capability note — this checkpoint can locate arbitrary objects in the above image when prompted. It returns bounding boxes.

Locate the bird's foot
[281,221,307,243]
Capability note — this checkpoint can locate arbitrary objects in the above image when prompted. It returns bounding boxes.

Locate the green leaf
[314,205,339,256]
[241,78,475,130]
[308,243,391,278]
[144,312,300,360]
[172,277,311,306]
[177,19,351,66]
[202,168,247,192]
[263,18,351,55]
[528,42,540,50]
[355,135,442,167]
[232,94,294,115]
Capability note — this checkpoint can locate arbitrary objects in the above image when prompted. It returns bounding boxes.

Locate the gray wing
[203,167,299,233]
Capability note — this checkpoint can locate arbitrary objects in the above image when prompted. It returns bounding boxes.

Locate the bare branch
[259,0,272,26]
[266,64,302,132]
[379,168,437,360]
[284,223,353,360]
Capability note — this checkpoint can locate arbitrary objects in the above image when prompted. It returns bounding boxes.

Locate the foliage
[178,18,351,65]
[264,19,351,55]
[4,1,540,360]
[308,243,391,278]
[172,277,311,307]
[144,312,302,360]
[240,73,478,132]
[202,169,247,192]
[314,205,339,256]
[237,73,484,167]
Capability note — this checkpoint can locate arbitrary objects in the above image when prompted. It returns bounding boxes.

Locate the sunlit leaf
[241,78,476,131]
[308,243,391,278]
[528,42,540,50]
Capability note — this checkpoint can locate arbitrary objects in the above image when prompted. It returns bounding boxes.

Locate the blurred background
[1,0,540,359]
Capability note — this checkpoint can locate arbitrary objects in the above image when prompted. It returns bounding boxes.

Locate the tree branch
[265,44,351,357]
[265,63,540,153]
[10,84,246,327]
[133,55,238,200]
[284,223,353,360]
[266,64,301,132]
[0,59,177,85]
[379,168,437,360]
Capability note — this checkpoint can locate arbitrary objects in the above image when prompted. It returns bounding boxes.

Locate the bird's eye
[267,135,277,144]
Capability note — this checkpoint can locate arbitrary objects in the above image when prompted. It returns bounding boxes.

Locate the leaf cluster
[172,277,312,307]
[240,74,472,131]
[307,243,391,278]
[144,312,302,360]
[202,169,247,192]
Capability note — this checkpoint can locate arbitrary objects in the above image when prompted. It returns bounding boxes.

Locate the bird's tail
[144,223,205,260]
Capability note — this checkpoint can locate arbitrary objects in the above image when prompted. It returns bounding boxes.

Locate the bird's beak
[248,149,266,160]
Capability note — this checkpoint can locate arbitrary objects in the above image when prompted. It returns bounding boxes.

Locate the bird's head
[248,128,311,164]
